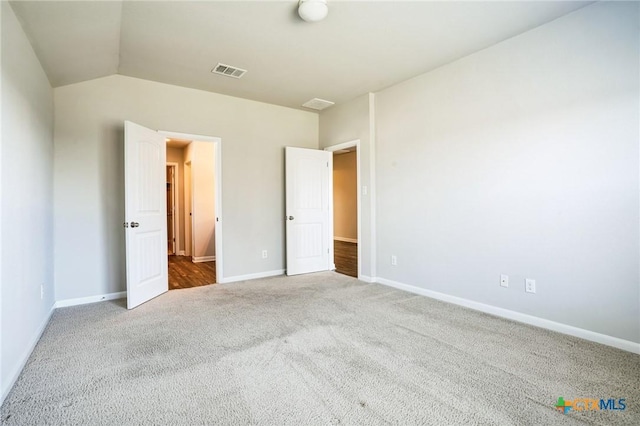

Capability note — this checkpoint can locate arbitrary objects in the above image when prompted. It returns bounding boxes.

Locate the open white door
[285,147,332,275]
[124,121,168,309]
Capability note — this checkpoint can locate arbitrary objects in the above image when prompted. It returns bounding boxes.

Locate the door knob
[288,216,294,221]
[130,222,140,228]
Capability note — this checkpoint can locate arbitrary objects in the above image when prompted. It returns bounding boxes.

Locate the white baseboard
[177,250,186,256]
[192,255,215,263]
[359,275,375,283]
[1,305,55,405]
[375,277,640,354]
[334,236,358,243]
[219,269,285,284]
[54,291,126,309]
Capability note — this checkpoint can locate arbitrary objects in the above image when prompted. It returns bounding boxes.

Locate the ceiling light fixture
[298,0,328,23]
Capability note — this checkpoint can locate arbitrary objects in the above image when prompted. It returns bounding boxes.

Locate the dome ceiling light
[298,0,328,23]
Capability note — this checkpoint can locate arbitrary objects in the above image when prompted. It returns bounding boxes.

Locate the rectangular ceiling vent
[302,98,335,111]
[212,63,247,79]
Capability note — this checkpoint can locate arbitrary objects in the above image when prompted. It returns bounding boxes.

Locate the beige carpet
[1,272,639,425]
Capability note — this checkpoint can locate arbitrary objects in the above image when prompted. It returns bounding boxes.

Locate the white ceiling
[9,0,592,111]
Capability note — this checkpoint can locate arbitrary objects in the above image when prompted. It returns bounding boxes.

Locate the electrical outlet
[40,284,44,300]
[525,279,536,294]
[500,274,509,288]
[391,255,397,266]
[262,250,268,259]
[362,185,368,196]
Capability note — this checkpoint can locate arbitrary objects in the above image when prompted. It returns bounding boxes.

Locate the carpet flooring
[2,272,639,425]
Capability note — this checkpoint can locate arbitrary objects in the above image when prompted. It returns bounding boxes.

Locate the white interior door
[125,121,168,309]
[285,147,332,275]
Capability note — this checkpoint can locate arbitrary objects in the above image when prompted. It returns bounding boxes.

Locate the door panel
[285,147,332,275]
[125,121,168,309]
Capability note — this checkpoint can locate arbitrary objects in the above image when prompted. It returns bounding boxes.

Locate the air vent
[211,63,247,79]
[302,98,335,111]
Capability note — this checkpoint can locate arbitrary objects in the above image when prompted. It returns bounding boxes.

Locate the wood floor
[334,240,357,278]
[169,242,355,288]
[168,255,216,290]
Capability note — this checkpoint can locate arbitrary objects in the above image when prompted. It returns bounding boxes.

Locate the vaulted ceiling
[9,1,592,110]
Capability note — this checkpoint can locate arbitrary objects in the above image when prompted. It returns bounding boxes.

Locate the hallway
[334,240,357,278]
[168,256,216,290]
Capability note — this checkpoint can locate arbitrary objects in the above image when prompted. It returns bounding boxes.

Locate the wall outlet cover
[525,278,536,294]
[500,274,509,288]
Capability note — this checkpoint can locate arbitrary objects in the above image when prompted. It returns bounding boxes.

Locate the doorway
[164,132,222,289]
[124,122,223,308]
[325,140,361,279]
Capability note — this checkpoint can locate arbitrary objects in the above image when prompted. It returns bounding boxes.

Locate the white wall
[374,2,639,343]
[1,2,55,401]
[320,94,374,278]
[191,141,216,259]
[54,75,318,300]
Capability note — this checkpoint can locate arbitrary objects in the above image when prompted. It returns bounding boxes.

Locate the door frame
[159,130,223,284]
[184,160,193,257]
[166,162,179,255]
[324,140,361,279]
